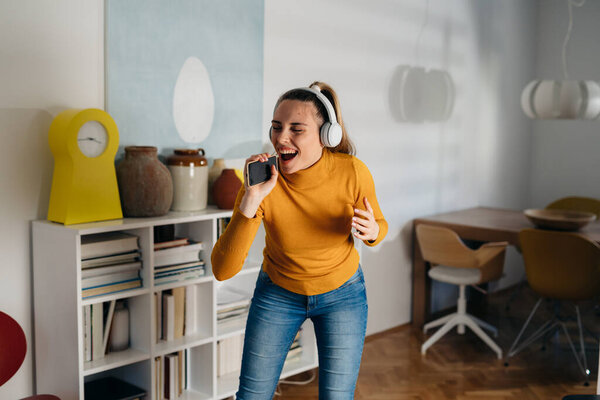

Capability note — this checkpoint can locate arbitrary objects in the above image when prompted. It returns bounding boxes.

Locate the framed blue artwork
[106,0,264,159]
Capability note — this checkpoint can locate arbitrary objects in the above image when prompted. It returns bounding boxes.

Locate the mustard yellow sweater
[211,149,388,295]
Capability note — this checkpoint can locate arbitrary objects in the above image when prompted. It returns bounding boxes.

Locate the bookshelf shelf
[153,275,213,292]
[83,348,149,376]
[153,332,214,357]
[216,321,247,339]
[179,389,213,400]
[81,287,150,307]
[32,207,318,400]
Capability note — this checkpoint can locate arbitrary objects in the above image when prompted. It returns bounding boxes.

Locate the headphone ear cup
[321,122,342,148]
[320,122,332,147]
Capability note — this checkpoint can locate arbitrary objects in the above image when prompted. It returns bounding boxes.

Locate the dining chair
[505,228,600,385]
[546,196,600,218]
[416,224,508,359]
[506,196,600,312]
[0,311,61,399]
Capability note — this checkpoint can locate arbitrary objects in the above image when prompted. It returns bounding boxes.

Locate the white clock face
[77,121,108,158]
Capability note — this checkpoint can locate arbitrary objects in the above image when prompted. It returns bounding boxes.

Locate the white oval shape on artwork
[173,56,215,143]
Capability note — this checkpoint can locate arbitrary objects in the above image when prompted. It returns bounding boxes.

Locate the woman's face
[271,99,324,175]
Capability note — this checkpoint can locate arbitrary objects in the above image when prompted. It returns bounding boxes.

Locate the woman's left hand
[352,197,380,242]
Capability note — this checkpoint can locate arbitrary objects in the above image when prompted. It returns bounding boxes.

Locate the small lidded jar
[167,148,208,211]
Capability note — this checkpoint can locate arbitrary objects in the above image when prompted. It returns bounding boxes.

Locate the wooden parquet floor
[275,285,600,399]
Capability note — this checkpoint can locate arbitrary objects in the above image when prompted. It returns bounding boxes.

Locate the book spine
[162,293,175,342]
[155,291,162,342]
[102,300,116,355]
[184,285,197,336]
[84,305,92,362]
[91,303,104,360]
[173,287,185,339]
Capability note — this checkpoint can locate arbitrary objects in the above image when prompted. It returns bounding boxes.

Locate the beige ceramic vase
[167,148,208,211]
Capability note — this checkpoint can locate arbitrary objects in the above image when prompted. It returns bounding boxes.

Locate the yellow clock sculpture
[47,108,123,225]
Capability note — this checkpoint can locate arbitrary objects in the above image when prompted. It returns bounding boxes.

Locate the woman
[211,81,388,399]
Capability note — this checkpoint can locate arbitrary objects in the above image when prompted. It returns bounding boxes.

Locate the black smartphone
[245,156,278,186]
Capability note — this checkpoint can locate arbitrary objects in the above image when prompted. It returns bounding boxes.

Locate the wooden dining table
[411,206,600,328]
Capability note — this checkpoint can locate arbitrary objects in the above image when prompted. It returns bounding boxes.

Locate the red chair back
[0,311,27,387]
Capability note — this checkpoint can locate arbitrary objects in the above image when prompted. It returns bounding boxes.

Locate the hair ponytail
[309,81,355,155]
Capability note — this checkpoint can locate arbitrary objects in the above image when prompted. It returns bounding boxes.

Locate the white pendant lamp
[521,80,600,119]
[521,0,600,120]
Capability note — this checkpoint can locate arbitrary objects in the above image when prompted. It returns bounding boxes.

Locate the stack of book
[154,351,186,400]
[216,286,251,331]
[217,301,249,330]
[153,238,205,286]
[81,232,142,299]
[155,285,198,343]
[217,335,244,377]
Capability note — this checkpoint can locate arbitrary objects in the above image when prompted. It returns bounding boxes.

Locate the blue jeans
[236,266,368,400]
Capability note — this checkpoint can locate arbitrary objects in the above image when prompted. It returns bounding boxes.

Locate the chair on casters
[417,224,508,359]
[504,228,600,385]
[0,311,60,400]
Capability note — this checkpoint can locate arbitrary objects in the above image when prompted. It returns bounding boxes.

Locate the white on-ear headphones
[270,86,343,148]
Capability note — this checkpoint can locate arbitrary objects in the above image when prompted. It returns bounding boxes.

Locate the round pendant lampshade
[521,79,600,120]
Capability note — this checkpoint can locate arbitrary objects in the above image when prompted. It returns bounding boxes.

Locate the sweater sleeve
[353,158,388,247]
[211,187,263,281]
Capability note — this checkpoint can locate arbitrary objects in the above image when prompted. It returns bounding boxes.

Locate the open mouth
[279,150,298,162]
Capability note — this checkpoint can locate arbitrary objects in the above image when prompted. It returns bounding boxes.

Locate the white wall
[530,0,600,207]
[263,0,535,324]
[0,1,104,398]
[0,0,537,397]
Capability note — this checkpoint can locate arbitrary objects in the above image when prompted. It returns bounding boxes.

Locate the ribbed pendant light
[521,0,600,120]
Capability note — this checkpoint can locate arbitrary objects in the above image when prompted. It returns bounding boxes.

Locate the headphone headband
[297,86,338,126]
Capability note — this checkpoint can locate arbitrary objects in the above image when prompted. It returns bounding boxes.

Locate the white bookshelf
[32,207,318,400]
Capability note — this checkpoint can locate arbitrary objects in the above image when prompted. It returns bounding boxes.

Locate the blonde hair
[275,81,355,155]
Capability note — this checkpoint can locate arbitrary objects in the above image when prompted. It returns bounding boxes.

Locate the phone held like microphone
[245,155,278,187]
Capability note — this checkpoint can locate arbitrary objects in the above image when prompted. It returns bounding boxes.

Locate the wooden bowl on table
[524,208,597,231]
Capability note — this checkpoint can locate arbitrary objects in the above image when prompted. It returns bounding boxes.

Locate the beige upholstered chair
[417,224,508,359]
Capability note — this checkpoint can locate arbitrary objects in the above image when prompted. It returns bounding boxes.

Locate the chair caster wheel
[503,362,509,367]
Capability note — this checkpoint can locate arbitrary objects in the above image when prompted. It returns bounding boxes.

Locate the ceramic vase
[116,146,173,217]
[109,301,129,352]
[167,148,208,211]
[212,169,242,209]
[208,158,226,205]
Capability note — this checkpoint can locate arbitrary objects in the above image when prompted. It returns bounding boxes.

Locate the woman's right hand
[238,153,278,218]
